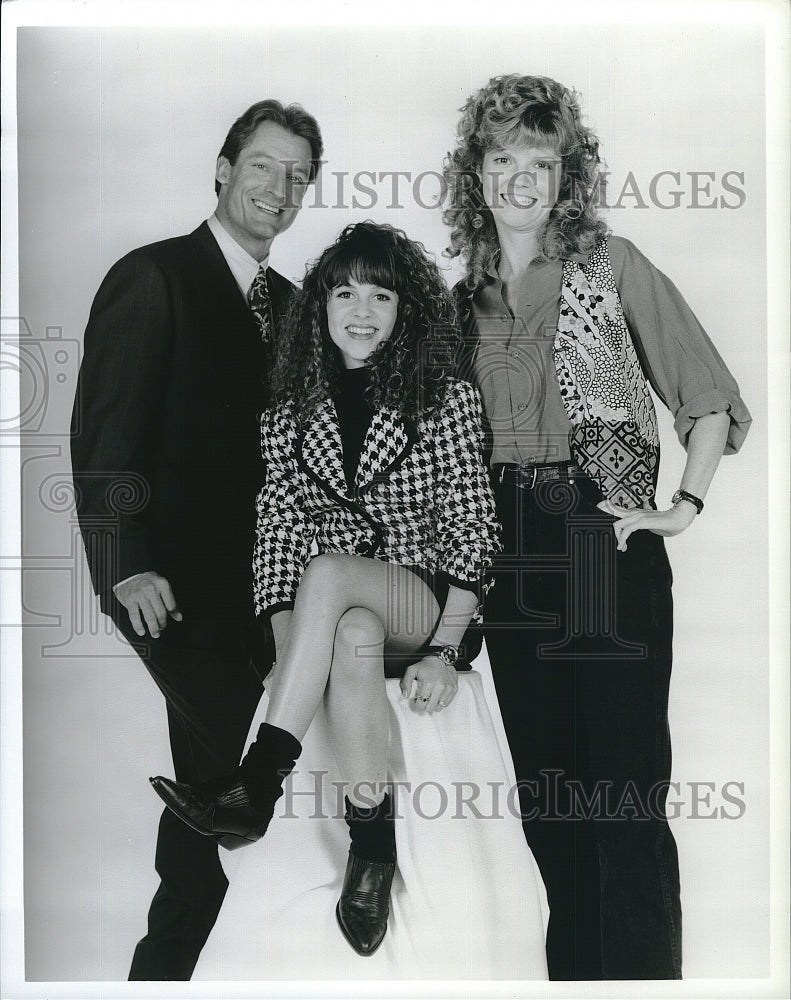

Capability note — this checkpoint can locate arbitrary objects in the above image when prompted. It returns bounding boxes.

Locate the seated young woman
[151,221,501,957]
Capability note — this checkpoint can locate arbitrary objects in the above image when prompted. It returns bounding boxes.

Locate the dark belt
[493,461,584,490]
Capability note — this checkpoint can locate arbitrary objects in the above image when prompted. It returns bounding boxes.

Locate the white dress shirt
[206,212,268,298]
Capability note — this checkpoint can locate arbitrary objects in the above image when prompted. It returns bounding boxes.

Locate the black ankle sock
[345,793,396,863]
[239,722,302,811]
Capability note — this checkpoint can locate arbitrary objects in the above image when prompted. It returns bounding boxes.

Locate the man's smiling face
[214,120,312,261]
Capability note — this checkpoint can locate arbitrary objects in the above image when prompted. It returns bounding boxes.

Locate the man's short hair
[214,99,323,195]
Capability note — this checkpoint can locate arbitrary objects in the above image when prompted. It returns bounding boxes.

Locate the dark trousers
[111,607,265,980]
[485,476,682,981]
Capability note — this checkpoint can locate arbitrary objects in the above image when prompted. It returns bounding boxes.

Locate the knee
[332,608,384,677]
[335,607,385,652]
[299,553,348,593]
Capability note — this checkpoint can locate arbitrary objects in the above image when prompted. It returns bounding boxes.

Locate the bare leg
[149,557,437,864]
[324,608,389,807]
[265,555,439,742]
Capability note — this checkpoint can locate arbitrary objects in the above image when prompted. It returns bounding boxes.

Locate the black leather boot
[149,775,271,850]
[150,723,301,851]
[335,794,397,955]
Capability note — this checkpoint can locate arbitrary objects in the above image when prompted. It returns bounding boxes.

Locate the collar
[207,213,268,298]
[297,401,417,499]
[483,244,594,283]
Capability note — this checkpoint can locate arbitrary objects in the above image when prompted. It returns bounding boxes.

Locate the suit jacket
[252,378,501,617]
[71,221,295,619]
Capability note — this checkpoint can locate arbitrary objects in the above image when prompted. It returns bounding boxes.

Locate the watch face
[672,490,702,513]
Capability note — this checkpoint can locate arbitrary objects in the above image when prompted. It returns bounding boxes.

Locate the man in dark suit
[70,100,323,980]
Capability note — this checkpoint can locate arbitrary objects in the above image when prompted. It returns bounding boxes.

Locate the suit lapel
[188,222,257,331]
[297,402,419,501]
[356,410,418,493]
[189,221,297,334]
[297,400,348,498]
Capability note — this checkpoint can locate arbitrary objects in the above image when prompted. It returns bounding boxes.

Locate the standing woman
[443,74,751,980]
[152,221,501,957]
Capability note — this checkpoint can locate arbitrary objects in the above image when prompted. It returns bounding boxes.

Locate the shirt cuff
[673,389,753,454]
[112,571,151,593]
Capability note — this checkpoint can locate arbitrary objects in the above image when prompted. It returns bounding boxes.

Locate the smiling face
[214,120,312,261]
[479,143,562,239]
[326,280,399,369]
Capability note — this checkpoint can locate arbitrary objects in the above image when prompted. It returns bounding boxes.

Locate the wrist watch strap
[424,644,460,668]
[671,489,704,514]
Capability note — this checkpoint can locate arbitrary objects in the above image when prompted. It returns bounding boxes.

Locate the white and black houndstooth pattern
[253,378,501,615]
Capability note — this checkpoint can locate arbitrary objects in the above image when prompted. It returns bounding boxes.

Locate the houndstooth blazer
[252,377,501,617]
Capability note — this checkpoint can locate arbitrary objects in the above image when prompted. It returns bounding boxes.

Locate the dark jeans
[485,476,682,981]
[111,607,266,980]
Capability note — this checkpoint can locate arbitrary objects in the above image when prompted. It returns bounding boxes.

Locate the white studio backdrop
[4,10,778,992]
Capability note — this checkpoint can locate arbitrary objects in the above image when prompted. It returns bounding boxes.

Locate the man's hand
[114,571,182,638]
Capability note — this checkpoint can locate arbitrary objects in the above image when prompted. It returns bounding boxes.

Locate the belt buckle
[518,463,538,490]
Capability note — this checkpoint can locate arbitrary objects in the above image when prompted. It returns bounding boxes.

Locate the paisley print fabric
[248,263,273,346]
[554,240,659,507]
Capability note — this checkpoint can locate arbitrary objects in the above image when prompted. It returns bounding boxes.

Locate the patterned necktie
[249,263,276,404]
[248,263,273,347]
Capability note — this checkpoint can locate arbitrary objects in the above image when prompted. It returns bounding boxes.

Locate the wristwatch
[425,644,460,668]
[671,489,704,514]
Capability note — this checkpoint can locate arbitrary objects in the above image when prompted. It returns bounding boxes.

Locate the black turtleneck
[333,366,375,491]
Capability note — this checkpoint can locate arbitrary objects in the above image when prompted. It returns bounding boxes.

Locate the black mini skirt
[382,564,482,677]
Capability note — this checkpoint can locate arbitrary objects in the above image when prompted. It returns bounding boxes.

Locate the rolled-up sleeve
[432,380,502,594]
[253,405,315,618]
[610,236,752,454]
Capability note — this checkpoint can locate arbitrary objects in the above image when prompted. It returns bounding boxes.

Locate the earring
[471,213,484,230]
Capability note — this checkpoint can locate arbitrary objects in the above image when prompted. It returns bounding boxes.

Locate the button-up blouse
[465,235,752,467]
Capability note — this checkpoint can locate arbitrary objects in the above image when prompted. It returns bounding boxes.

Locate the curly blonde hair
[271,221,460,425]
[443,74,609,289]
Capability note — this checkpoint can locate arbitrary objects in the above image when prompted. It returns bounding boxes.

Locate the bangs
[492,116,565,157]
[319,236,399,294]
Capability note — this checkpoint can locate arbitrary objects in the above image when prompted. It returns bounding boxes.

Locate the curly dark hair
[443,74,609,289]
[271,222,460,425]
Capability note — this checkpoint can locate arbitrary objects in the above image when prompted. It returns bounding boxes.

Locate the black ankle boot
[149,774,269,850]
[150,723,301,851]
[335,794,397,955]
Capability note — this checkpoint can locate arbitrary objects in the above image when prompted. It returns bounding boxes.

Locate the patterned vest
[554,240,659,508]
